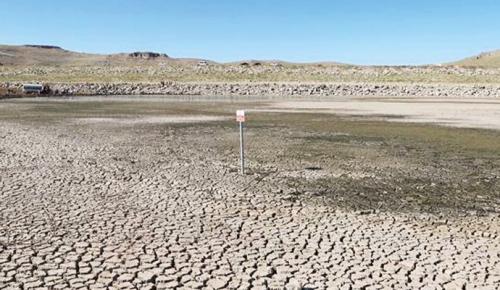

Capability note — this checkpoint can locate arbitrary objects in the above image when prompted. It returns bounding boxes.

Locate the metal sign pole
[236,110,246,175]
[239,121,245,174]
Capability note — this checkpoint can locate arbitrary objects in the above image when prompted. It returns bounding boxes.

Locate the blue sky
[1,0,500,65]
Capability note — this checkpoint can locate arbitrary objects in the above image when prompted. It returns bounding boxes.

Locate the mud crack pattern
[1,121,500,290]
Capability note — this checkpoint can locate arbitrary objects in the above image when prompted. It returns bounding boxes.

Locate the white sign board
[236,110,246,122]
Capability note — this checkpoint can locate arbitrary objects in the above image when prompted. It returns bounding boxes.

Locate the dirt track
[1,98,500,289]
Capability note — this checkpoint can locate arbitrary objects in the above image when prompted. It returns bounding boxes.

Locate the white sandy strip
[0,51,14,57]
[262,98,500,130]
[74,115,229,125]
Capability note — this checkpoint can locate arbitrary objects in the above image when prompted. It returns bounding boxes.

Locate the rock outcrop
[128,52,169,59]
[23,45,63,50]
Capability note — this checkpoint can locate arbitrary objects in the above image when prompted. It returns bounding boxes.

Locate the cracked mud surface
[1,98,500,289]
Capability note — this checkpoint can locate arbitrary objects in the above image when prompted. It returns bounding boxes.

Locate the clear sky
[1,0,500,65]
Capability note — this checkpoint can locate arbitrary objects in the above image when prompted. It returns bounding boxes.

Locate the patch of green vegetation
[0,99,228,123]
[293,134,386,145]
[244,112,500,214]
[251,112,500,156]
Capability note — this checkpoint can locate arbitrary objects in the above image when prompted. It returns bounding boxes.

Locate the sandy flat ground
[265,98,500,130]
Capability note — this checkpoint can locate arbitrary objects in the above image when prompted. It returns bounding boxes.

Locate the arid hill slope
[452,50,500,68]
[2,44,500,85]
[0,44,204,66]
[3,44,500,68]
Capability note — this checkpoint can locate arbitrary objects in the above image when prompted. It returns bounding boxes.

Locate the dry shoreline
[1,99,499,289]
[2,81,500,98]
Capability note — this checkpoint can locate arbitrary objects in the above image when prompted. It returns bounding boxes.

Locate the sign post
[236,110,246,174]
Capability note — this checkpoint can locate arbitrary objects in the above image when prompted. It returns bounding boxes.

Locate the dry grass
[2,64,500,84]
[452,50,500,68]
[0,86,23,98]
[2,45,500,84]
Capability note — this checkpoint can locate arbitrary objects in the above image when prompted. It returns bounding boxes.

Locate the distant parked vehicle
[197,60,209,66]
[23,84,44,94]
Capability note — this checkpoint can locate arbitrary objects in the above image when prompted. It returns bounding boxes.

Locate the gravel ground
[1,99,500,290]
[3,81,500,99]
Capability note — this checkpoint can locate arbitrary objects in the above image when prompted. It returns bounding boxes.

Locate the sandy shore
[264,98,500,130]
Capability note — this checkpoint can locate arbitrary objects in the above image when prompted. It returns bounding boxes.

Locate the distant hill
[0,44,350,67]
[3,44,500,69]
[0,45,96,66]
[0,44,206,66]
[452,50,500,68]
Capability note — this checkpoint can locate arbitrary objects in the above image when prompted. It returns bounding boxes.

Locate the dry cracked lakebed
[0,96,499,289]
